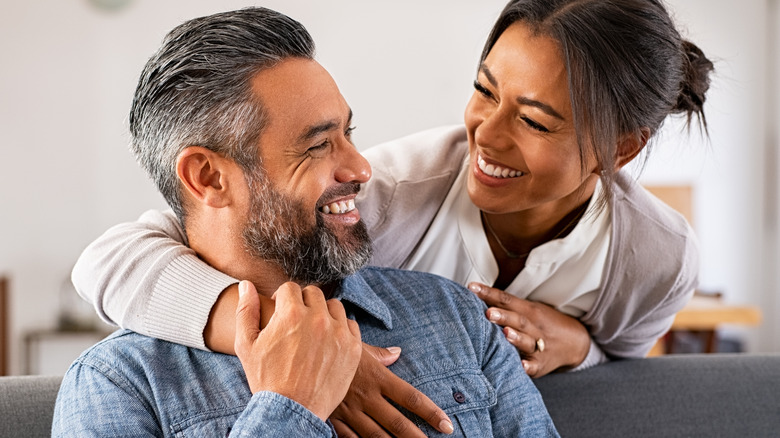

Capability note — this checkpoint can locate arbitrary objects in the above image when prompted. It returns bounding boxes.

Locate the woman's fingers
[503,326,538,355]
[469,281,592,378]
[487,307,532,331]
[330,418,360,438]
[381,374,454,435]
[330,346,453,436]
[522,358,542,378]
[469,282,530,312]
[361,343,402,366]
[331,406,393,438]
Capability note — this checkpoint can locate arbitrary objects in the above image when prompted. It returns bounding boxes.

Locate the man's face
[241,58,373,285]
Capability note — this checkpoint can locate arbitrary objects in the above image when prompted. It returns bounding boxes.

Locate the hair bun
[675,40,714,127]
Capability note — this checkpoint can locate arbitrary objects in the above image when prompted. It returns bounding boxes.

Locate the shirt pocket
[408,368,497,437]
[169,405,243,437]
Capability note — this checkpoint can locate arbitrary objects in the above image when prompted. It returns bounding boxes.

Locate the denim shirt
[52,267,559,437]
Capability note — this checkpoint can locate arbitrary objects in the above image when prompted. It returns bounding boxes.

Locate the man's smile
[319,197,356,214]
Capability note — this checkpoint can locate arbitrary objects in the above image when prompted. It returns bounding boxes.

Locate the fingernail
[487,309,500,322]
[238,281,248,297]
[505,328,517,341]
[386,346,401,355]
[439,419,454,434]
[522,360,530,372]
[468,283,482,294]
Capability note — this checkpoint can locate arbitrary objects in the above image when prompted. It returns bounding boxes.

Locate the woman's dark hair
[481,0,714,206]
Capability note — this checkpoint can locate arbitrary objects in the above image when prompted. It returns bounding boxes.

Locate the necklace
[481,206,588,260]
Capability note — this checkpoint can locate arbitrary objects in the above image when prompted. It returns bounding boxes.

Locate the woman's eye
[473,80,493,99]
[521,117,549,133]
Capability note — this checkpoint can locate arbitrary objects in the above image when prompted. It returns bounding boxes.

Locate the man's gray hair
[129,7,316,222]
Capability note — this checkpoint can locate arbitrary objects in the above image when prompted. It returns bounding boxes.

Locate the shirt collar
[332,270,393,330]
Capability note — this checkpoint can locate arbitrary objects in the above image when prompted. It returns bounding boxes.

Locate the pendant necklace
[481,206,587,260]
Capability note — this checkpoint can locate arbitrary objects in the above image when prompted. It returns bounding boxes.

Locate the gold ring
[535,338,545,353]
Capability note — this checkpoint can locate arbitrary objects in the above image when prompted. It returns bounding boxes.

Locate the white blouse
[401,159,612,319]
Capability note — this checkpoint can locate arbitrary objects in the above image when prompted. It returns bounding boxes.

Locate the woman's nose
[474,109,514,152]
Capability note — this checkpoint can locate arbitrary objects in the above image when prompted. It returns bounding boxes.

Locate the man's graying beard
[241,169,373,286]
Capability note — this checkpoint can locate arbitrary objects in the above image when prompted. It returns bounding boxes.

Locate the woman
[74,0,712,431]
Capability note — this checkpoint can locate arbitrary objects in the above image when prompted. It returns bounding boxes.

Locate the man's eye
[345,125,356,138]
[308,141,329,155]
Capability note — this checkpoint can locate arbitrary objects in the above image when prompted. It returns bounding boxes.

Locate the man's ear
[176,146,234,208]
[615,127,650,171]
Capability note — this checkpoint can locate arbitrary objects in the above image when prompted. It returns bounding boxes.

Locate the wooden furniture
[666,293,762,353]
[649,292,763,355]
[0,276,7,376]
[672,294,763,330]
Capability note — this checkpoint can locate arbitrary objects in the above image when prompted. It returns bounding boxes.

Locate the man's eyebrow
[298,109,354,143]
[479,63,565,121]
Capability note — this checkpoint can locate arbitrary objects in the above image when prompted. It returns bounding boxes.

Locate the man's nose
[335,144,371,184]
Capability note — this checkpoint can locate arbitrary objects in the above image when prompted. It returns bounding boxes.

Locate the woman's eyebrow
[479,63,564,120]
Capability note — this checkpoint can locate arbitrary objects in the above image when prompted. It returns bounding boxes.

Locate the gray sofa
[1,353,778,437]
[535,353,780,437]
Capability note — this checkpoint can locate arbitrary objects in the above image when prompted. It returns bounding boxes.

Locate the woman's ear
[176,146,234,208]
[615,127,650,171]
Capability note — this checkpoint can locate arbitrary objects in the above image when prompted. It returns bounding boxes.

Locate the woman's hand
[468,282,591,378]
[330,344,454,437]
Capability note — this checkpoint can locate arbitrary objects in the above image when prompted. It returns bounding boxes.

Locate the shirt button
[453,391,466,403]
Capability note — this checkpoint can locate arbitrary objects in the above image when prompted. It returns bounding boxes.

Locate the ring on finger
[534,338,545,353]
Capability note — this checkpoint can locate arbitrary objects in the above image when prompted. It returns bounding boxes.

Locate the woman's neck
[482,179,598,289]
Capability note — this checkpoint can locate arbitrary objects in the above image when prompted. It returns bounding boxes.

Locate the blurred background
[0,0,777,375]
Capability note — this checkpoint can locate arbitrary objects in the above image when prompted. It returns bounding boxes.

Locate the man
[53,7,558,437]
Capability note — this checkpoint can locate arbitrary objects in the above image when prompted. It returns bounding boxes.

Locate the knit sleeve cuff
[143,253,238,350]
[571,338,609,372]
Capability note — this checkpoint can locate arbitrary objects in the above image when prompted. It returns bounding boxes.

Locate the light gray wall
[0,0,775,374]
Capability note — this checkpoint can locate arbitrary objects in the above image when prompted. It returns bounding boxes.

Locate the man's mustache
[317,182,361,207]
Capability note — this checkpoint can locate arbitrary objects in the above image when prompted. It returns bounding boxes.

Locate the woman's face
[464,22,598,217]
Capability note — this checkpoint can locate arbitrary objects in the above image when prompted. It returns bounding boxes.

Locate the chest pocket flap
[410,368,497,416]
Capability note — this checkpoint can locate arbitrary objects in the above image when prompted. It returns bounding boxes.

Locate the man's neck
[184,214,344,299]
[230,262,342,299]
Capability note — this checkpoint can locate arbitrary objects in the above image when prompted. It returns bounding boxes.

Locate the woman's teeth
[478,155,522,178]
[320,199,356,214]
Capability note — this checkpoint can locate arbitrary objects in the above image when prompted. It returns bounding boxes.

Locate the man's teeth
[320,199,356,214]
[478,155,522,178]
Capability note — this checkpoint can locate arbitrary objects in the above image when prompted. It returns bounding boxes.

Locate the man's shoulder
[66,329,245,401]
[73,330,187,369]
[71,330,230,379]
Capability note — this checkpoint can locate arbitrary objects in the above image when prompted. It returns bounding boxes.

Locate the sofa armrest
[535,354,780,437]
[0,375,62,438]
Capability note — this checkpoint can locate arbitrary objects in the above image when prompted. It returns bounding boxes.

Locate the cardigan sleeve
[71,209,237,350]
[582,173,699,359]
